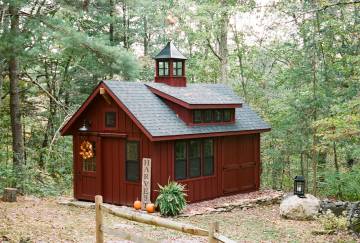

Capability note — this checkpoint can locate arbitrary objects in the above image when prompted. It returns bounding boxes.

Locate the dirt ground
[0,196,358,243]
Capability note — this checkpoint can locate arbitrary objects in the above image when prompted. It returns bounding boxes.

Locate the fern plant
[155,181,187,217]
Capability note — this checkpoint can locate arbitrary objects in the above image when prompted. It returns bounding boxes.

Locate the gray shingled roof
[146,82,243,105]
[154,41,187,60]
[103,80,270,138]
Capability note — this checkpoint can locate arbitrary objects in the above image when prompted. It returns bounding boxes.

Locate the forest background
[0,0,359,200]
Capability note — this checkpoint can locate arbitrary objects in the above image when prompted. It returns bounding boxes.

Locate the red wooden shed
[60,42,270,205]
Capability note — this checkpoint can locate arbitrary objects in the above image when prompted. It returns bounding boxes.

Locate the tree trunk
[218,3,229,84]
[0,70,3,109]
[333,141,339,173]
[143,16,149,56]
[8,4,25,183]
[2,188,17,202]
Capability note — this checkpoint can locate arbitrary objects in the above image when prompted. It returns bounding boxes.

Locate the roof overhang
[146,85,242,109]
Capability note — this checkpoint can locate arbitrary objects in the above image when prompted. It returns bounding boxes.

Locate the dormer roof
[154,41,187,60]
[146,82,242,108]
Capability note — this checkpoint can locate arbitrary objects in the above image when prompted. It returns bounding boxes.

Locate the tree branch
[206,38,222,61]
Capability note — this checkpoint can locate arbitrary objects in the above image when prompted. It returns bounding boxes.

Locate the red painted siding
[71,91,262,205]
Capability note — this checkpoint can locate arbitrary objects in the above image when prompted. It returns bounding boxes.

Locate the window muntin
[193,110,202,123]
[173,61,183,76]
[204,110,212,123]
[174,139,214,180]
[175,141,187,180]
[83,142,96,172]
[105,112,116,128]
[188,140,201,177]
[203,139,214,176]
[126,141,140,181]
[223,110,232,122]
[158,61,169,76]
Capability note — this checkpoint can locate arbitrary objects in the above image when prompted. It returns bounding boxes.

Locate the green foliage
[317,211,348,231]
[319,165,360,201]
[155,181,187,217]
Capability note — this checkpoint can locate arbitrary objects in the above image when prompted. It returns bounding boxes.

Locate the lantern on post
[294,176,306,198]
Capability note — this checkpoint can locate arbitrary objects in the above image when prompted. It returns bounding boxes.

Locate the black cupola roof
[154,41,187,60]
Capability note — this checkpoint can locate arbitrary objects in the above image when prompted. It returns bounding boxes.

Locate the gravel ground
[0,195,358,243]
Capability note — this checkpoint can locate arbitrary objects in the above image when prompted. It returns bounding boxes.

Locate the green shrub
[319,165,360,201]
[317,210,348,231]
[155,181,187,217]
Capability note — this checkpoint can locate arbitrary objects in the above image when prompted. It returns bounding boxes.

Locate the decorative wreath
[79,140,94,160]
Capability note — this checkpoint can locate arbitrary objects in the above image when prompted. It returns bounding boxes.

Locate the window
[193,110,202,123]
[158,61,169,76]
[223,110,232,122]
[204,110,213,123]
[174,139,214,180]
[126,141,139,181]
[105,112,116,127]
[175,141,187,180]
[173,61,183,76]
[188,140,201,177]
[83,142,96,172]
[214,110,223,122]
[203,139,214,176]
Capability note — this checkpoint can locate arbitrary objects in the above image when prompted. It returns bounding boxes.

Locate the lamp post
[294,176,306,198]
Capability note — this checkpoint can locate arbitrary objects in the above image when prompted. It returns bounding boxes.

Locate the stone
[320,200,350,216]
[348,201,360,235]
[280,194,320,220]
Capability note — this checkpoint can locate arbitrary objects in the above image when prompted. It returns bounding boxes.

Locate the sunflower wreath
[79,140,94,160]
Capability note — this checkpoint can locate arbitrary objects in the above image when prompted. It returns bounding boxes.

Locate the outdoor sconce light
[294,175,306,198]
[78,120,90,132]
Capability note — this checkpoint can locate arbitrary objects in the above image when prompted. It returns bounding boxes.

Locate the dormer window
[192,109,234,124]
[173,61,183,76]
[158,61,169,76]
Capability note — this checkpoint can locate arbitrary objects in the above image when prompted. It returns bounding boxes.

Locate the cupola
[154,41,187,87]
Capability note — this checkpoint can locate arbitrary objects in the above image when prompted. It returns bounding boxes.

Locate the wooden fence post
[208,221,219,243]
[95,195,104,243]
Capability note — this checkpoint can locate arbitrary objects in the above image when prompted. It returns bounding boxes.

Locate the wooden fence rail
[95,195,237,243]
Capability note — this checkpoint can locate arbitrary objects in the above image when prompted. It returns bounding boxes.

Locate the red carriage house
[60,42,270,206]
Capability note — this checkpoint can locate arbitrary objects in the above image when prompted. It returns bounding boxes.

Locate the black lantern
[294,176,306,198]
[78,120,90,132]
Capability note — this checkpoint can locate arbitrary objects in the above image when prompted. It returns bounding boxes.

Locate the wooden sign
[141,158,151,209]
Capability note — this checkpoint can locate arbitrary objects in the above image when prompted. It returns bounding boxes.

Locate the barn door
[222,135,256,194]
[75,135,101,201]
[101,137,124,204]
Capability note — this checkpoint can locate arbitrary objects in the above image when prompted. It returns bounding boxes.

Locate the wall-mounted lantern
[78,120,90,132]
[294,175,306,198]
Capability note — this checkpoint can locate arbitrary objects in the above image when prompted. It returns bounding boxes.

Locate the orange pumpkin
[146,203,155,213]
[133,199,141,210]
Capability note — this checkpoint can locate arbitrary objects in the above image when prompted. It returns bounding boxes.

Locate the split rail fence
[95,195,237,243]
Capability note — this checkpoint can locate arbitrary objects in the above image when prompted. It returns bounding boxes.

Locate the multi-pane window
[188,140,201,177]
[105,112,116,127]
[223,109,232,122]
[214,110,223,122]
[126,141,139,181]
[158,61,169,76]
[174,139,214,180]
[173,61,183,76]
[203,139,214,176]
[193,109,233,124]
[83,142,96,172]
[174,141,187,180]
[193,110,202,123]
[204,110,212,123]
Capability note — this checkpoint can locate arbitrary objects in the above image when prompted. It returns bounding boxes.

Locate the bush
[155,181,187,217]
[317,210,348,231]
[319,165,360,201]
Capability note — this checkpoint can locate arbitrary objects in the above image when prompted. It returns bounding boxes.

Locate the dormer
[154,41,187,87]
